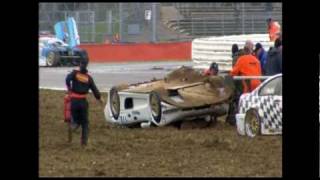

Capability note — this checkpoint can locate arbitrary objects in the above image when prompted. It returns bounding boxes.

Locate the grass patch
[39,89,282,177]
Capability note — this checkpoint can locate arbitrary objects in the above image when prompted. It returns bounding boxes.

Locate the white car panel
[236,74,282,136]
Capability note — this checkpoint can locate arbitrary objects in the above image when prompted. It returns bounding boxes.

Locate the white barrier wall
[192,34,274,71]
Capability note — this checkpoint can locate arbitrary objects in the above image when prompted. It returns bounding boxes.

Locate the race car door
[258,75,282,135]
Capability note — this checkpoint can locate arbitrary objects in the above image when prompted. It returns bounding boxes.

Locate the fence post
[191,17,193,37]
[64,11,68,21]
[91,12,95,43]
[152,3,157,42]
[176,3,180,40]
[204,18,207,36]
[107,10,112,35]
[242,2,245,34]
[222,13,224,36]
[251,14,254,33]
[119,3,122,43]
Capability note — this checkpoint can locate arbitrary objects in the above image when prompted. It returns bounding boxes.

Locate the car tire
[109,87,120,120]
[149,91,162,124]
[244,108,261,138]
[46,51,60,67]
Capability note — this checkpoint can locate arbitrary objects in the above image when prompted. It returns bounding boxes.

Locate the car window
[259,76,282,96]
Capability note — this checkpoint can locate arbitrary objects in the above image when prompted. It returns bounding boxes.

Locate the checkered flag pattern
[239,92,282,132]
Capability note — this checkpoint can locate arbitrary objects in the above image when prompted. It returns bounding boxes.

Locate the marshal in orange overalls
[268,21,281,42]
[230,54,262,93]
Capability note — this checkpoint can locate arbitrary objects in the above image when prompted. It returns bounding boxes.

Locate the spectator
[230,46,246,104]
[231,44,239,66]
[113,33,120,43]
[232,44,239,57]
[264,38,282,75]
[244,40,254,54]
[203,62,219,76]
[267,18,281,42]
[104,35,111,44]
[254,43,268,75]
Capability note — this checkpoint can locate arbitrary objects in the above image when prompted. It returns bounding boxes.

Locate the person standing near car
[203,62,219,76]
[267,18,281,42]
[244,40,254,55]
[65,59,103,146]
[231,44,239,67]
[254,43,268,75]
[226,46,262,125]
[230,46,262,93]
[264,37,282,76]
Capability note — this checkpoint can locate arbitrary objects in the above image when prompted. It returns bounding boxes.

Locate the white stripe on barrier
[192,34,273,71]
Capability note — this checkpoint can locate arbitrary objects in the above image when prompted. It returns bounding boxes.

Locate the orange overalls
[230,54,262,93]
[268,21,281,42]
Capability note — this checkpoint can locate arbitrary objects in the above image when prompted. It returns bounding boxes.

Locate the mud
[118,66,233,108]
[39,89,282,177]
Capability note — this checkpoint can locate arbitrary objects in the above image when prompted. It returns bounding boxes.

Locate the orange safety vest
[268,21,281,42]
[230,54,262,93]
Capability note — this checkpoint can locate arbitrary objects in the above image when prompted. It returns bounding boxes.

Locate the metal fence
[39,2,282,43]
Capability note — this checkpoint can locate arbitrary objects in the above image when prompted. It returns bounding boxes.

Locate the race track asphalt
[39,61,193,91]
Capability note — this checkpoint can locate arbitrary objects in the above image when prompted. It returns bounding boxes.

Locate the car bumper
[235,113,246,136]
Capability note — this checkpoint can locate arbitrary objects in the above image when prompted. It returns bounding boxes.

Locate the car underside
[104,66,235,128]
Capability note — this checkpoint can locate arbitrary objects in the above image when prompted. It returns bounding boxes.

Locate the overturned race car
[104,66,235,128]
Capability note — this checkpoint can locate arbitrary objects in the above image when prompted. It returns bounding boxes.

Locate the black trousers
[226,81,242,125]
[71,98,89,145]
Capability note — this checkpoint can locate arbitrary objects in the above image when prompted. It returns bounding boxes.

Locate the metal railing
[232,76,273,80]
[39,2,282,43]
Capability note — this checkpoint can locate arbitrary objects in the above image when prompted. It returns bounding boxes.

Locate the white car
[39,37,68,66]
[39,36,88,67]
[104,66,233,128]
[39,17,86,67]
[236,74,282,137]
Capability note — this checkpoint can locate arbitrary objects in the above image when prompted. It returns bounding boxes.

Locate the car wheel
[109,87,120,120]
[149,91,162,123]
[244,108,261,138]
[46,51,60,67]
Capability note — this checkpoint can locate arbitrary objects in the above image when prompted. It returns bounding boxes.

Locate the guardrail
[192,34,274,71]
[232,76,272,80]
